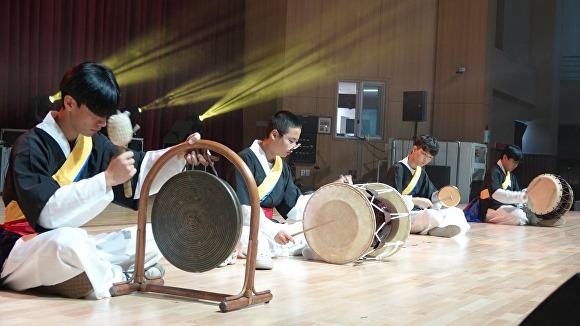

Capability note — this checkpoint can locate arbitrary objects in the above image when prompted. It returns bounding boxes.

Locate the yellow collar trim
[402,165,421,195]
[501,171,511,189]
[257,156,283,202]
[52,135,92,186]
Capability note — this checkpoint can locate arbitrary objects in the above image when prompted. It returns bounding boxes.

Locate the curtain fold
[1,0,244,168]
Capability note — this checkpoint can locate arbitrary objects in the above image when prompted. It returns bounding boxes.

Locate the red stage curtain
[0,0,245,180]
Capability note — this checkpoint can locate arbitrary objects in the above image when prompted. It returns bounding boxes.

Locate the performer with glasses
[385,135,470,238]
[231,110,351,269]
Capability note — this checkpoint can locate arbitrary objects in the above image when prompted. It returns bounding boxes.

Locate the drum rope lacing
[357,184,409,261]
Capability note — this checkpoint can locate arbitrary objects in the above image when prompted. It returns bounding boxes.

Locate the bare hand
[274,230,295,245]
[412,197,434,209]
[334,174,353,184]
[105,151,136,187]
[183,133,209,166]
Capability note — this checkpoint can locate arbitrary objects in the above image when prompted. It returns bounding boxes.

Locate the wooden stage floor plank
[1,201,579,325]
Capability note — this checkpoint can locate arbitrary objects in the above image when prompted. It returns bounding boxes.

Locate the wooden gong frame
[109,140,271,312]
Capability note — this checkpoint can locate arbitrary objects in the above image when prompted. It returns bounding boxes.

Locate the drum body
[302,183,410,264]
[526,174,574,220]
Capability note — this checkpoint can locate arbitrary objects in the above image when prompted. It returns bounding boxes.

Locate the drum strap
[402,165,421,195]
[480,171,510,199]
[257,155,283,202]
[1,136,92,235]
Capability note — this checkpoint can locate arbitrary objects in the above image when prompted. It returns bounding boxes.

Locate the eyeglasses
[417,149,433,160]
[281,134,301,149]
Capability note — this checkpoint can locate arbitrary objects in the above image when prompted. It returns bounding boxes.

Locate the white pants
[239,222,307,258]
[485,205,537,225]
[410,207,471,235]
[0,224,161,299]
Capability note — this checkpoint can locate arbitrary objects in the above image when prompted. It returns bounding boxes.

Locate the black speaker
[128,138,144,152]
[520,273,580,325]
[403,91,427,122]
[1,129,27,147]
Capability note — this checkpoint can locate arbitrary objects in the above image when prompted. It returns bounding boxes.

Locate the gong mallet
[107,110,136,198]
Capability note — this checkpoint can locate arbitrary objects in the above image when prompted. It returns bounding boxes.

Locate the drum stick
[291,220,335,237]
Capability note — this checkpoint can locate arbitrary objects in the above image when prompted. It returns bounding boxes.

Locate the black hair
[414,134,439,156]
[501,144,524,162]
[60,62,121,118]
[265,110,302,137]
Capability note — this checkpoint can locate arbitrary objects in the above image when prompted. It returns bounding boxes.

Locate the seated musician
[232,110,351,269]
[385,135,470,238]
[0,62,208,299]
[479,144,565,227]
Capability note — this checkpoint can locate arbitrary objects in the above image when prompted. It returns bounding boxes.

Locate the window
[335,81,385,140]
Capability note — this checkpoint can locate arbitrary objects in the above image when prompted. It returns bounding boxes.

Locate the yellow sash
[402,165,421,195]
[52,135,93,186]
[501,171,511,189]
[3,135,93,231]
[3,200,25,224]
[480,171,510,199]
[257,156,283,202]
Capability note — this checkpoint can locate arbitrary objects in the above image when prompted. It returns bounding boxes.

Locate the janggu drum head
[302,183,410,264]
[526,174,574,219]
[303,183,375,264]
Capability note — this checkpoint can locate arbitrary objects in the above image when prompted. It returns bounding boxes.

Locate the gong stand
[109,140,271,312]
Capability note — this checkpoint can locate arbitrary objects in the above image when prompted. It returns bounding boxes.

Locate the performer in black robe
[385,135,470,238]
[0,62,207,299]
[234,111,351,268]
[236,144,302,221]
[479,144,565,227]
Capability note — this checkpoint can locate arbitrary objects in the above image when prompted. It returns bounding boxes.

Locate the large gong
[151,170,243,273]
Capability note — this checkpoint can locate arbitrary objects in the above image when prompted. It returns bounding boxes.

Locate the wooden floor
[1,201,579,325]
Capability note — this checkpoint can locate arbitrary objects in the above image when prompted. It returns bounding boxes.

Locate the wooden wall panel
[433,0,494,144]
[434,103,489,143]
[434,0,489,105]
[244,0,496,188]
[243,0,288,147]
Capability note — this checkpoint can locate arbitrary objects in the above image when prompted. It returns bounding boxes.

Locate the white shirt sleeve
[38,147,187,229]
[38,172,114,228]
[241,204,283,241]
[492,188,528,204]
[134,148,186,199]
[285,193,312,222]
